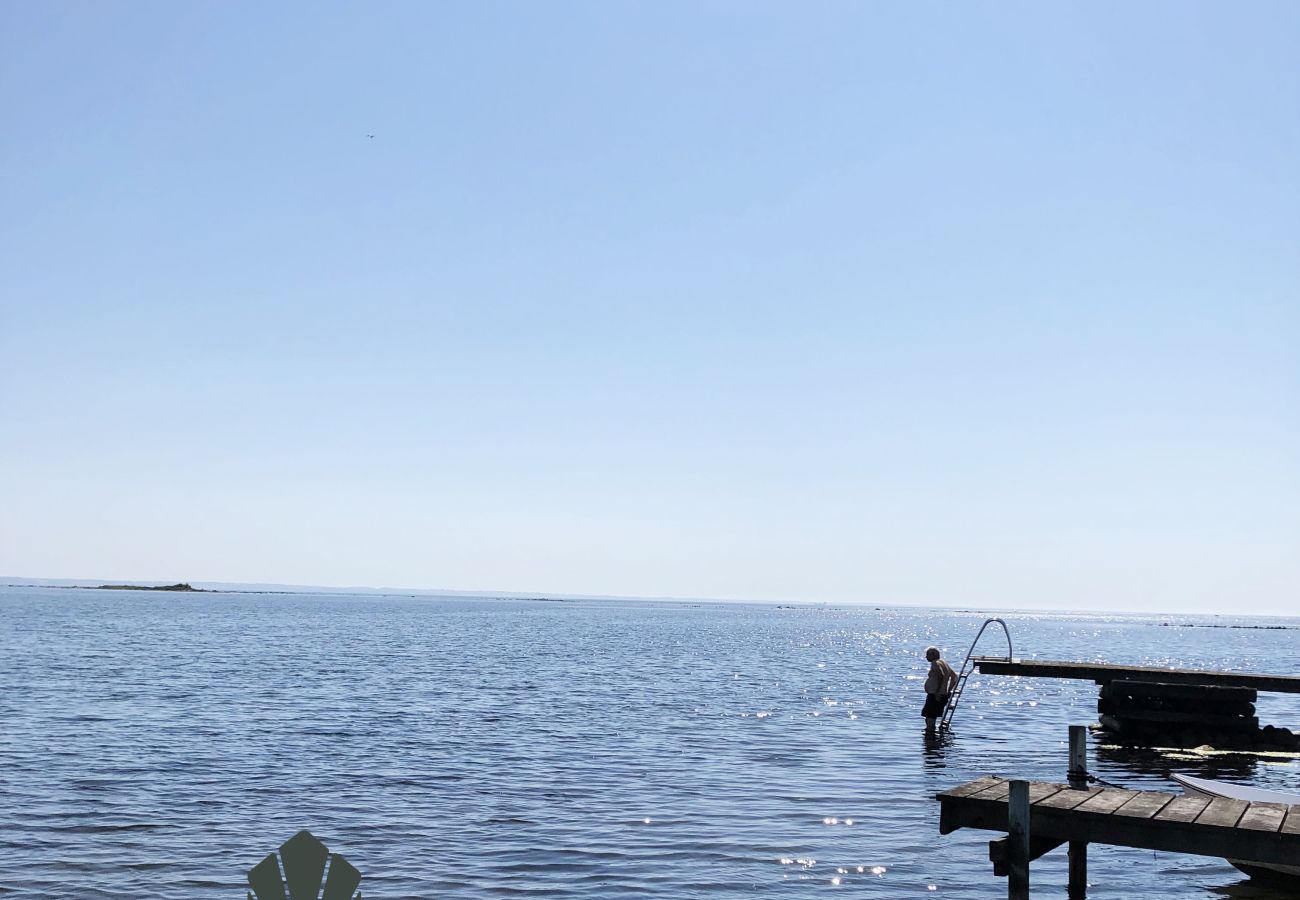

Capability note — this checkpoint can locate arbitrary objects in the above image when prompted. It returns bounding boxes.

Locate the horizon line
[2,575,1296,621]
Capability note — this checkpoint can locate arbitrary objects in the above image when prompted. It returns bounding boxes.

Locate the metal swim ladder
[938,618,1012,733]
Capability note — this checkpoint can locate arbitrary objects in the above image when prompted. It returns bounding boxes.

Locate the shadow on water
[1096,743,1262,780]
[922,730,952,772]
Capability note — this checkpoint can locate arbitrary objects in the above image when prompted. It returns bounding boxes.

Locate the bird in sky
[366,133,375,139]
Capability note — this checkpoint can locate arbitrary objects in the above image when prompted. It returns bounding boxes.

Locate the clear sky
[1,2,1296,613]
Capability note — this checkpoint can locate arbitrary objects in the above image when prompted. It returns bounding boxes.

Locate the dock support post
[1068,724,1087,788]
[1007,779,1030,900]
[1067,724,1089,897]
[1068,841,1087,898]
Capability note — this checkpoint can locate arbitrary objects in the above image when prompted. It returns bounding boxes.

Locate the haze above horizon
[2,3,1296,615]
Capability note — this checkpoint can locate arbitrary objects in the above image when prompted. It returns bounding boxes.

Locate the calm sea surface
[2,587,1299,899]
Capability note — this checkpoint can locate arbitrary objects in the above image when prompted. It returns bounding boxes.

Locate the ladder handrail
[938,618,1012,733]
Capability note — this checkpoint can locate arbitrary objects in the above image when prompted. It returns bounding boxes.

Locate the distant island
[94,582,206,592]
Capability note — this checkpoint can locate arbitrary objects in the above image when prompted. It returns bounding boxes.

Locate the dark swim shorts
[922,692,949,718]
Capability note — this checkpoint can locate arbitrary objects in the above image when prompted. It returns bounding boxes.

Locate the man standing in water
[922,646,959,733]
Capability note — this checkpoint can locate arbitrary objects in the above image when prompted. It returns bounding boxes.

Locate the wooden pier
[971,658,1300,693]
[938,775,1300,898]
[972,658,1300,691]
[972,658,1300,749]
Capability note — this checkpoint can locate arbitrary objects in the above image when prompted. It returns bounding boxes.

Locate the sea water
[1,586,1298,898]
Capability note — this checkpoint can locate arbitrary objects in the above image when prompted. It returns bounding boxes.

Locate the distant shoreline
[0,582,565,600]
[93,582,206,592]
[1159,622,1297,631]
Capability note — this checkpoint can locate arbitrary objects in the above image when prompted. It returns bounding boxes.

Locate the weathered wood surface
[1068,725,1088,789]
[1097,697,1256,718]
[1007,780,1030,899]
[938,777,1300,866]
[1239,803,1289,833]
[1283,811,1300,836]
[1097,708,1259,730]
[1114,791,1173,820]
[1103,680,1257,703]
[1067,840,1087,900]
[1036,786,1102,811]
[972,658,1300,694]
[989,835,1064,875]
[1154,795,1211,823]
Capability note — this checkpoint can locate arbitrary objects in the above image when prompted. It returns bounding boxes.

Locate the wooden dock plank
[1153,795,1211,823]
[1036,787,1102,811]
[937,775,1004,799]
[1194,797,1248,829]
[983,780,1070,805]
[972,658,1300,694]
[1114,791,1174,820]
[1028,782,1067,805]
[1237,803,1288,833]
[1074,788,1140,815]
[1277,806,1300,836]
[968,780,1012,802]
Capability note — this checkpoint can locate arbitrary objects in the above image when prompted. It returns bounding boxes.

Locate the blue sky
[2,2,1296,612]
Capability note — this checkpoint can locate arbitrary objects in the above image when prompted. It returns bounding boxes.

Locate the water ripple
[2,588,1298,897]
